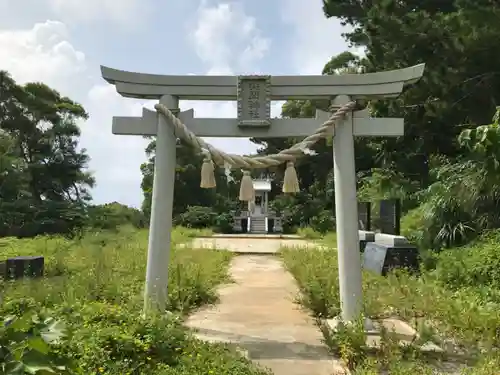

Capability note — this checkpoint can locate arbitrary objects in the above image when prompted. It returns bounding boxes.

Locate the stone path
[185,238,345,375]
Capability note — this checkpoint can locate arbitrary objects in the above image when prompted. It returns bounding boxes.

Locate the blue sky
[0,0,354,208]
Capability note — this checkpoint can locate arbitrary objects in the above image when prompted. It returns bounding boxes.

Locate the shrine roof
[253,179,271,192]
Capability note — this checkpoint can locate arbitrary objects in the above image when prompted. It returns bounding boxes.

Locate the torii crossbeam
[101,64,425,321]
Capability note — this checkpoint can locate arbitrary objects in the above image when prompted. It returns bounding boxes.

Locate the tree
[140,139,240,222]
[0,71,94,237]
[316,0,500,246]
[86,202,147,230]
[322,0,500,185]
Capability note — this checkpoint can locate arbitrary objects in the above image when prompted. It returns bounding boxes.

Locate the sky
[0,0,354,208]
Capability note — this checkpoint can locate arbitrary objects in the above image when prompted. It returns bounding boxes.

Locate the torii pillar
[101,64,425,320]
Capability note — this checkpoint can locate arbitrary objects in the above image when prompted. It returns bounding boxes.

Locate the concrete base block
[374,233,408,246]
[324,317,443,353]
[358,230,375,253]
[326,316,376,333]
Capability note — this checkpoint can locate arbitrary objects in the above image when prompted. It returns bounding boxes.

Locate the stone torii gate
[101,64,425,321]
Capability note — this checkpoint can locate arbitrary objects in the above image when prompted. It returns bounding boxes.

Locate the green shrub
[54,303,188,373]
[175,206,217,228]
[0,312,72,374]
[309,210,335,234]
[86,203,147,231]
[432,229,500,290]
[400,206,428,247]
[214,212,234,233]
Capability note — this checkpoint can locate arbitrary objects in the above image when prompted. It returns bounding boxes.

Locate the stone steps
[250,217,267,234]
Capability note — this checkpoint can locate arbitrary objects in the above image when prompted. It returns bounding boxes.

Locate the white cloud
[189,2,270,73]
[280,0,352,74]
[0,20,149,208]
[47,0,147,25]
[1,1,352,209]
[84,85,150,205]
[186,1,272,156]
[0,4,274,208]
[0,21,87,93]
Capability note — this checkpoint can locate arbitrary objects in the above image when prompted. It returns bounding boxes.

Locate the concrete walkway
[185,238,345,375]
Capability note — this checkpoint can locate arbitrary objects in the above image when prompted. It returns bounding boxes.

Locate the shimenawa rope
[154,100,356,199]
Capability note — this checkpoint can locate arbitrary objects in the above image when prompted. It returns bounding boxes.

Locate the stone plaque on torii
[101,64,425,321]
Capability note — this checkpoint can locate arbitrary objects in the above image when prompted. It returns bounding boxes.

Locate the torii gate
[101,64,425,322]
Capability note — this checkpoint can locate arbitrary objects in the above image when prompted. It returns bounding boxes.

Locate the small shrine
[232,176,283,234]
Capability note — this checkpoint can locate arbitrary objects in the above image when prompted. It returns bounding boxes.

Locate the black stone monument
[363,238,419,276]
[4,256,44,280]
[379,199,401,235]
[241,218,248,233]
[358,201,371,231]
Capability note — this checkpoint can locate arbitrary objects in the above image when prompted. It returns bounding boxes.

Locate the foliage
[431,229,500,292]
[213,212,234,233]
[0,227,268,374]
[140,139,240,223]
[400,108,500,249]
[85,202,147,231]
[309,210,336,234]
[175,206,218,229]
[245,0,500,249]
[281,235,500,372]
[0,313,70,374]
[174,206,233,233]
[0,71,94,238]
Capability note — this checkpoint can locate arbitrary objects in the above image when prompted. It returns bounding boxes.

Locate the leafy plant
[309,211,335,234]
[0,313,71,374]
[281,235,500,372]
[175,206,217,229]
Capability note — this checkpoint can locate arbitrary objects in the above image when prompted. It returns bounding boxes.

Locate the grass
[0,226,270,375]
[281,233,500,374]
[296,227,323,240]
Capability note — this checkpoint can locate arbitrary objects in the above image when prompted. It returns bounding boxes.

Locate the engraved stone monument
[363,233,419,276]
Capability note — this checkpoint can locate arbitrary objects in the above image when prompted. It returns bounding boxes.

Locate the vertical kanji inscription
[237,76,271,127]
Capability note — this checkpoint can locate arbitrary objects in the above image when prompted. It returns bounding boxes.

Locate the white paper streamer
[301,147,318,156]
[224,162,234,182]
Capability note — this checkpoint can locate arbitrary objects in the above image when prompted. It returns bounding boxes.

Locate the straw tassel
[239,171,255,201]
[282,161,300,193]
[200,158,216,188]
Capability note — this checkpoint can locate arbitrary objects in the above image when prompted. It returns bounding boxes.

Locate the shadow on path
[192,327,332,361]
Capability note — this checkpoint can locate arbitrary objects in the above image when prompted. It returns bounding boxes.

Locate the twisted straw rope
[154,100,356,169]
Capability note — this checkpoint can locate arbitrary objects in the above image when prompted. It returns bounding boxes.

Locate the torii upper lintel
[100,64,425,101]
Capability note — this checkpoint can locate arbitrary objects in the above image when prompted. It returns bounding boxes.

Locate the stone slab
[374,233,409,247]
[208,234,302,239]
[186,255,347,375]
[184,238,322,254]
